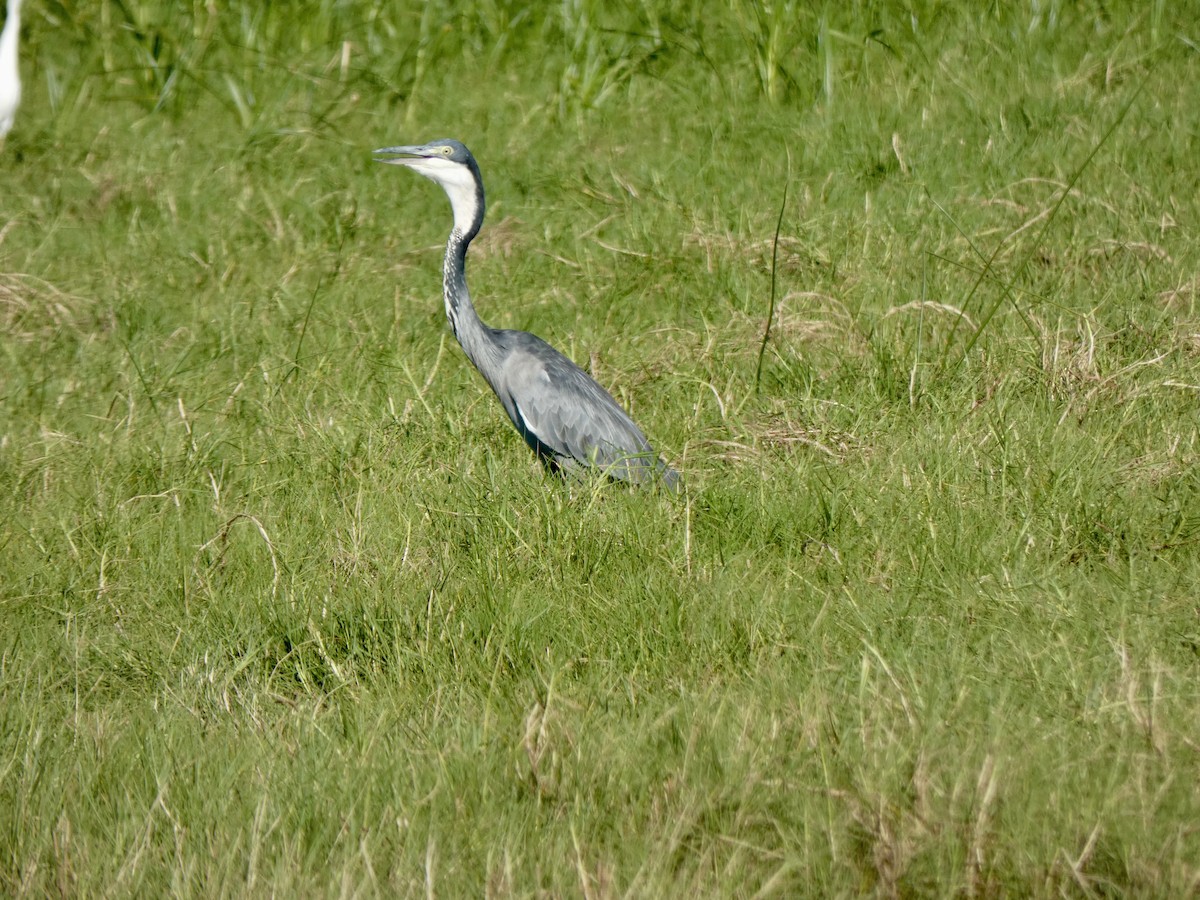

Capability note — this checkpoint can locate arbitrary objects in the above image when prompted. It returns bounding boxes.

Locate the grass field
[2,0,1199,895]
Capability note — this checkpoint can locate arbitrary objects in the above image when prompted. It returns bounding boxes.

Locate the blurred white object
[0,0,22,139]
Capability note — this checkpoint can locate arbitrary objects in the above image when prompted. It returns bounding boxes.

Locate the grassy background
[2,0,1199,895]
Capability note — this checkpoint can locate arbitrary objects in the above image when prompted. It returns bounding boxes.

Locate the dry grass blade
[0,273,94,342]
[884,301,976,330]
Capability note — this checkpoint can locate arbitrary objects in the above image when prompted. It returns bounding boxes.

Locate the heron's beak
[373,145,429,165]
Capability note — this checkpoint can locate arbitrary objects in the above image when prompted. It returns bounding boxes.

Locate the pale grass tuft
[1059,824,1103,897]
[966,755,1000,898]
[963,177,1119,253]
[1112,643,1166,756]
[0,273,94,342]
[684,226,829,275]
[194,513,281,602]
[999,177,1119,218]
[774,290,854,341]
[571,823,614,900]
[1031,312,1101,399]
[891,132,909,175]
[1157,277,1198,311]
[884,300,976,330]
[708,292,863,368]
[1086,239,1172,262]
[521,696,576,800]
[1115,430,1196,491]
[702,405,860,464]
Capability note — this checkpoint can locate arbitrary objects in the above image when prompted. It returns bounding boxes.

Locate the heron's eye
[441,146,452,156]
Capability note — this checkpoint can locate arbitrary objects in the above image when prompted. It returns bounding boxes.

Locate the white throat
[404,157,480,236]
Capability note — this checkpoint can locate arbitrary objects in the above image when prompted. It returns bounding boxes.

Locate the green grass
[3,0,1199,895]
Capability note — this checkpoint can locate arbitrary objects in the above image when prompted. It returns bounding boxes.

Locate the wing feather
[491,331,672,486]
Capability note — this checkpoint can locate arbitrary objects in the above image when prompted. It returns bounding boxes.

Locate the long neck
[443,229,502,378]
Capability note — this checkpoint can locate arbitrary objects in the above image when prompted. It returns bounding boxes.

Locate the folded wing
[493,331,675,488]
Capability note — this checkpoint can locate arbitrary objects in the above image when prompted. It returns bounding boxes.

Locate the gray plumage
[374,139,679,491]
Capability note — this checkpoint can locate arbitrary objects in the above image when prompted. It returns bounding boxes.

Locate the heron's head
[374,139,484,236]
